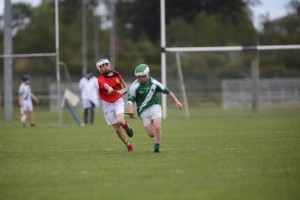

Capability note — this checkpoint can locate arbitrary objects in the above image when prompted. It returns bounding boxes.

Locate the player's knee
[116,119,125,126]
[148,133,155,138]
[145,128,155,137]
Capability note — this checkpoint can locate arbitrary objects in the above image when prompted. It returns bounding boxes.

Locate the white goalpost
[160,0,300,118]
[160,0,167,118]
[0,52,82,126]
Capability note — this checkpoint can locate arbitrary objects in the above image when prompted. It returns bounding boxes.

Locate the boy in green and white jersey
[18,75,39,127]
[127,64,183,153]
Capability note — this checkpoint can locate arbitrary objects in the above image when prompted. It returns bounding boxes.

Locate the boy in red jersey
[96,58,133,152]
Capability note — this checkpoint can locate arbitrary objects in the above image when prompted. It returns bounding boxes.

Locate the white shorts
[82,99,99,109]
[140,104,162,127]
[102,98,124,125]
[22,100,33,112]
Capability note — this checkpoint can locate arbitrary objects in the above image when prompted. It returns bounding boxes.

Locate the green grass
[0,107,300,200]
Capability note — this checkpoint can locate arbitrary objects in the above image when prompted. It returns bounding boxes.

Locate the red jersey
[98,71,123,103]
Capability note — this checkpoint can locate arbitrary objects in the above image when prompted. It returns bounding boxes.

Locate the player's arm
[128,100,134,113]
[98,76,114,95]
[103,83,114,94]
[18,88,24,107]
[154,79,183,109]
[115,76,128,95]
[126,100,135,118]
[126,87,136,118]
[168,92,183,109]
[18,95,23,107]
[18,95,25,116]
[31,92,40,104]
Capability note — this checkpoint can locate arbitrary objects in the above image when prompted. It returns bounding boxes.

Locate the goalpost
[160,0,300,118]
[0,53,82,126]
[2,0,63,125]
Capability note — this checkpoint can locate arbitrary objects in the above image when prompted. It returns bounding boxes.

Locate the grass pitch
[0,107,300,200]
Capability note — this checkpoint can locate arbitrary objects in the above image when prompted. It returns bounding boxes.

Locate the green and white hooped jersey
[128,77,170,115]
[18,83,31,101]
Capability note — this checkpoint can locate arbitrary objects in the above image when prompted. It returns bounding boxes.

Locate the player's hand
[107,86,114,95]
[114,88,127,95]
[176,102,183,109]
[35,98,40,104]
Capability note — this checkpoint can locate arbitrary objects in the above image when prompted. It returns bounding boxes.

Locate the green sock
[154,143,160,151]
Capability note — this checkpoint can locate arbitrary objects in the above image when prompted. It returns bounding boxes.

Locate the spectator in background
[18,75,39,128]
[79,69,99,125]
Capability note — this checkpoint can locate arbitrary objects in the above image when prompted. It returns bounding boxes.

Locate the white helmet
[96,58,110,70]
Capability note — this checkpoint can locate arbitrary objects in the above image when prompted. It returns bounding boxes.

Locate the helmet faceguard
[96,58,110,70]
[135,64,150,83]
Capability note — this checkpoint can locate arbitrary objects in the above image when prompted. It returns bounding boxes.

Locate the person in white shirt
[78,69,99,125]
[18,75,39,127]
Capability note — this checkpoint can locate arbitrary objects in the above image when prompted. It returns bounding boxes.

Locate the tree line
[1,0,299,79]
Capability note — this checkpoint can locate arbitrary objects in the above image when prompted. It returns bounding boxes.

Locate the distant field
[0,107,300,200]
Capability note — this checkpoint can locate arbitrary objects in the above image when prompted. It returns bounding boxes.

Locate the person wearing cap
[127,64,183,153]
[79,69,99,125]
[18,75,39,127]
[96,58,134,152]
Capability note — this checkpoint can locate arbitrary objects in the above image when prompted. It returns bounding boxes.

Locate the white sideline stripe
[165,45,300,52]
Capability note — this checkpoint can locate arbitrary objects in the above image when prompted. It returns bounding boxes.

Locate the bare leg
[145,118,162,143]
[116,113,126,126]
[21,113,27,127]
[145,124,155,137]
[145,118,162,153]
[116,113,133,137]
[112,124,128,144]
[112,123,133,152]
[114,113,129,140]
[28,111,35,127]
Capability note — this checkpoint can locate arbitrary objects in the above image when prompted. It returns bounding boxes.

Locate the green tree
[116,0,257,43]
[5,0,101,74]
[14,4,55,53]
[259,0,300,77]
[166,18,194,47]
